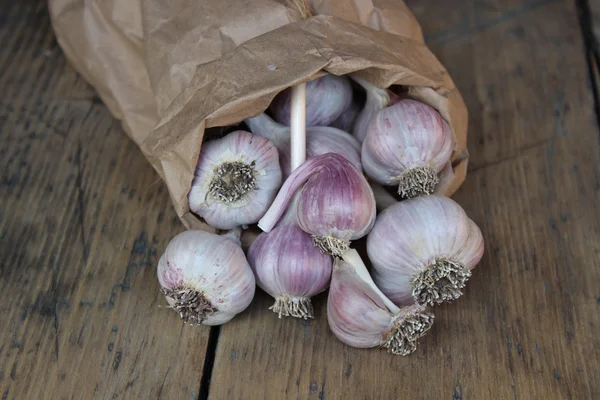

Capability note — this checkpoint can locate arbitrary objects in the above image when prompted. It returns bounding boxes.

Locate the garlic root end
[383,310,435,356]
[312,235,350,258]
[396,165,439,199]
[411,258,472,306]
[269,297,314,319]
[161,286,217,325]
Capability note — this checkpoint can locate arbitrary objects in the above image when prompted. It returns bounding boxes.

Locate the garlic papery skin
[367,195,484,307]
[247,204,332,319]
[327,249,434,356]
[188,130,282,229]
[157,230,256,326]
[269,74,353,127]
[258,153,376,257]
[361,98,454,198]
[245,113,362,178]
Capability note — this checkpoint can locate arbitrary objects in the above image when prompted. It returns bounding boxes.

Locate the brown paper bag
[48,0,469,232]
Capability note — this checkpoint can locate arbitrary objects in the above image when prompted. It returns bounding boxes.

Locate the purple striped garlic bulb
[367,195,484,307]
[259,153,376,257]
[157,230,256,326]
[351,76,454,198]
[247,200,332,319]
[188,130,282,229]
[245,112,361,178]
[327,249,434,356]
[269,74,353,127]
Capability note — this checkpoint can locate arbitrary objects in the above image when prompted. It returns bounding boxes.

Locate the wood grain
[209,1,600,399]
[0,2,209,399]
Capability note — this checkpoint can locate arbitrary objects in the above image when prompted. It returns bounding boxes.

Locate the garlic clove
[361,99,454,198]
[327,250,434,356]
[367,195,484,307]
[270,74,353,127]
[188,130,282,229]
[157,230,256,326]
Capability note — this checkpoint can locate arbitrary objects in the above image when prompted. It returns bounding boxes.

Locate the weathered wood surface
[0,2,209,399]
[1,0,600,399]
[209,0,600,399]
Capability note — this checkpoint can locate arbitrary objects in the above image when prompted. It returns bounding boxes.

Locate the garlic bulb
[330,98,360,133]
[327,249,434,356]
[367,195,484,306]
[157,230,256,326]
[269,74,353,127]
[188,130,282,229]
[361,98,454,198]
[247,201,332,319]
[245,113,361,178]
[259,153,376,257]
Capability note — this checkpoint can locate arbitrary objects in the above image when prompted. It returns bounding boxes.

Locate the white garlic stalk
[245,113,361,178]
[157,230,256,326]
[269,74,353,127]
[259,153,376,257]
[327,249,434,356]
[188,130,282,229]
[367,195,484,307]
[247,197,332,319]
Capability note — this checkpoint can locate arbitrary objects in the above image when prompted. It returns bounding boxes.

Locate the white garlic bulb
[331,98,361,133]
[361,99,454,198]
[270,74,353,127]
[188,130,282,229]
[247,204,332,319]
[157,230,256,326]
[327,249,434,356]
[259,153,376,257]
[367,195,484,306]
[245,113,361,178]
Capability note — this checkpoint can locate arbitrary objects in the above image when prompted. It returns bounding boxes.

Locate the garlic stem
[341,249,401,314]
[245,113,286,144]
[221,227,243,246]
[290,83,307,171]
[352,76,391,109]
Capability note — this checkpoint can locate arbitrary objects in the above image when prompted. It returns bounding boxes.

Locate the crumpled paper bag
[48,0,468,232]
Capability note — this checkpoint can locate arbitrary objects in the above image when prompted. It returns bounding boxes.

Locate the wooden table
[1,0,599,398]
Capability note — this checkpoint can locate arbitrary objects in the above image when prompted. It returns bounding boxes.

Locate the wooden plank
[0,2,209,398]
[209,1,600,399]
[589,0,600,47]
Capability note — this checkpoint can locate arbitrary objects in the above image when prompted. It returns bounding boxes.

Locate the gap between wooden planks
[208,1,600,399]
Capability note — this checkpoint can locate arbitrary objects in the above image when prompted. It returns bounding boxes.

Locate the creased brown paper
[48,0,468,232]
